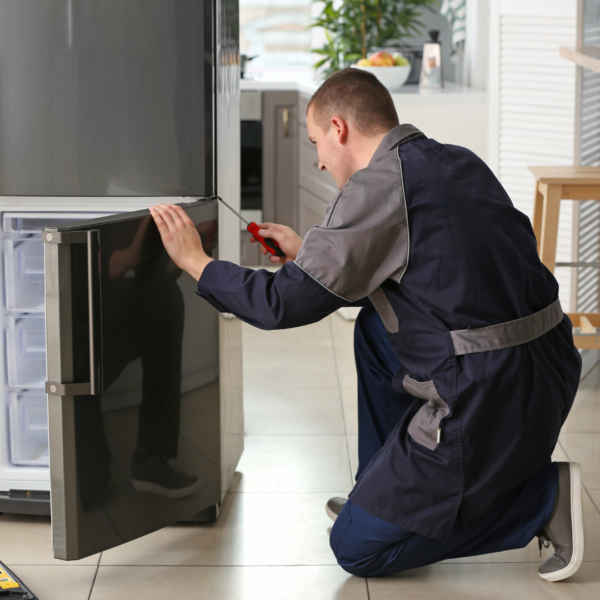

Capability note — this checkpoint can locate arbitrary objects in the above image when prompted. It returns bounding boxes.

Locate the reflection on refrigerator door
[43,204,226,559]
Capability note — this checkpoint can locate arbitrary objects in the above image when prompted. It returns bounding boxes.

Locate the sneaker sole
[326,504,339,522]
[132,478,201,499]
[539,462,585,582]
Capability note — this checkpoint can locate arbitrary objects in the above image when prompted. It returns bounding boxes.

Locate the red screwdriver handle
[246,222,285,257]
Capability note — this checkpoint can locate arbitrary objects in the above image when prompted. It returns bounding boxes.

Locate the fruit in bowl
[352,51,411,90]
[370,51,395,67]
[393,53,410,66]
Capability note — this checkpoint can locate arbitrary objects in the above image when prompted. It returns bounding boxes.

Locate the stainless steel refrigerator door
[0,0,214,197]
[44,200,221,560]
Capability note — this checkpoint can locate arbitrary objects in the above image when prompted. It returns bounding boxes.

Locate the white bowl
[351,64,411,90]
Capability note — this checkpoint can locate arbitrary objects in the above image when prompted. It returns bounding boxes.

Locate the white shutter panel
[489,0,577,310]
[576,18,600,313]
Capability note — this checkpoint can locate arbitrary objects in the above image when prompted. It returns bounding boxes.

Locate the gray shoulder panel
[295,151,409,301]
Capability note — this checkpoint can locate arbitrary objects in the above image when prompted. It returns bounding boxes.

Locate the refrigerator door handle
[44,229,102,397]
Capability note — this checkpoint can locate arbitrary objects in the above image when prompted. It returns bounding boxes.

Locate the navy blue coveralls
[196,125,582,576]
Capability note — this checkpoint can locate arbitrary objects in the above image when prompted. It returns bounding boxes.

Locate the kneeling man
[150,68,584,582]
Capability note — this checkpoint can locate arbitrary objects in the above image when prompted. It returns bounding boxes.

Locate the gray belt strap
[450,298,564,356]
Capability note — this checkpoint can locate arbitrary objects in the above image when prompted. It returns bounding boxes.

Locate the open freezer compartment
[8,392,49,467]
[0,211,112,516]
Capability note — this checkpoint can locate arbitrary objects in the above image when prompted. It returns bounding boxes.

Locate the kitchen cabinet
[298,187,329,239]
[297,93,338,237]
[240,79,489,259]
[263,91,299,229]
[298,123,338,206]
[241,90,299,266]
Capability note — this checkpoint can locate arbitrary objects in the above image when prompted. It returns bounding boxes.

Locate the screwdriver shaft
[214,195,249,226]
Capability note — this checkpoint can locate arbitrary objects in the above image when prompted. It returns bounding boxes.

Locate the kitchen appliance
[0,0,243,561]
[420,30,444,88]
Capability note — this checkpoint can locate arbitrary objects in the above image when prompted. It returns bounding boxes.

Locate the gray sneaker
[326,497,347,522]
[537,462,584,582]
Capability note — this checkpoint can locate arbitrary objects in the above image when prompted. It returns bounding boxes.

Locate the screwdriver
[212,195,285,257]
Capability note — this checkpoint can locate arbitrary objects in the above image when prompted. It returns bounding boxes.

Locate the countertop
[240,75,487,105]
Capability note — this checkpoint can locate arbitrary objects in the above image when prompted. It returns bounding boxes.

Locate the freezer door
[0,0,214,197]
[44,200,220,560]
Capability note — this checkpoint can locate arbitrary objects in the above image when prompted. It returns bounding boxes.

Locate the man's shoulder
[344,151,402,198]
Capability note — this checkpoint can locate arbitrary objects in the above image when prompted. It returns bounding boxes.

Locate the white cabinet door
[298,188,329,239]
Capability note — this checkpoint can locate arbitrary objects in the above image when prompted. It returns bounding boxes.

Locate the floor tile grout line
[558,439,600,515]
[87,552,102,600]
[558,439,570,461]
[244,433,348,437]
[12,559,600,568]
[226,492,355,495]
[365,578,371,600]
[585,486,600,515]
[226,491,354,494]
[6,565,103,568]
[329,316,356,489]
[87,564,345,568]
[329,317,348,436]
[578,361,599,385]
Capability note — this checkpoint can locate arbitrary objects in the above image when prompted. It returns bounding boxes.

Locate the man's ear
[330,116,349,145]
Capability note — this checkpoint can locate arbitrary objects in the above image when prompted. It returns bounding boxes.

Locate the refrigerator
[0,0,243,561]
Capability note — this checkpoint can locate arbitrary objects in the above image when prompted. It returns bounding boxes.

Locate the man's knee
[329,500,412,578]
[332,540,409,578]
[330,531,381,578]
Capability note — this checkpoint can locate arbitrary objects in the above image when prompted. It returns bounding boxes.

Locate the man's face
[307,107,354,190]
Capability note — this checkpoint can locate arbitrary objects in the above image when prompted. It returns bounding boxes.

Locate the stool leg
[539,184,562,273]
[532,182,544,252]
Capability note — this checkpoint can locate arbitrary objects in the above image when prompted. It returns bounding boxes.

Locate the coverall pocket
[403,375,449,451]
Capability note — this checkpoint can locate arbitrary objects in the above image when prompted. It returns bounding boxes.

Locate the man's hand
[149,204,213,281]
[250,223,302,264]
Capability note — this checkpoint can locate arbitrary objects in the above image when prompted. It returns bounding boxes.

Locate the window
[240,0,314,69]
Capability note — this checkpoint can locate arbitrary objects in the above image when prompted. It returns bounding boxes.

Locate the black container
[370,46,423,85]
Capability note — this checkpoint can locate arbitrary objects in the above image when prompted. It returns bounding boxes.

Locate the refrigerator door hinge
[45,381,92,396]
[42,230,88,244]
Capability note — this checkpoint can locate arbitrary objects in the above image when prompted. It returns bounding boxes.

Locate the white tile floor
[2,314,600,599]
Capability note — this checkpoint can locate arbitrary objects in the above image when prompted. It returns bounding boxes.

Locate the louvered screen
[495,11,577,310]
[576,17,600,313]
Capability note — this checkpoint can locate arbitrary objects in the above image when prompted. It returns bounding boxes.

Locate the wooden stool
[528,166,600,349]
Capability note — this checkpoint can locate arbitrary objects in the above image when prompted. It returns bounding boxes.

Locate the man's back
[348,130,581,539]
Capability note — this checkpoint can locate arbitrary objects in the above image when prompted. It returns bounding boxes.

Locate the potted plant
[310,0,439,78]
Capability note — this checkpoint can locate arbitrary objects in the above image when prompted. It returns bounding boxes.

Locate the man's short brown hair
[307,68,399,136]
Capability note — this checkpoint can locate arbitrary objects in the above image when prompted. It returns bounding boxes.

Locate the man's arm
[149,204,351,330]
[196,260,347,330]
